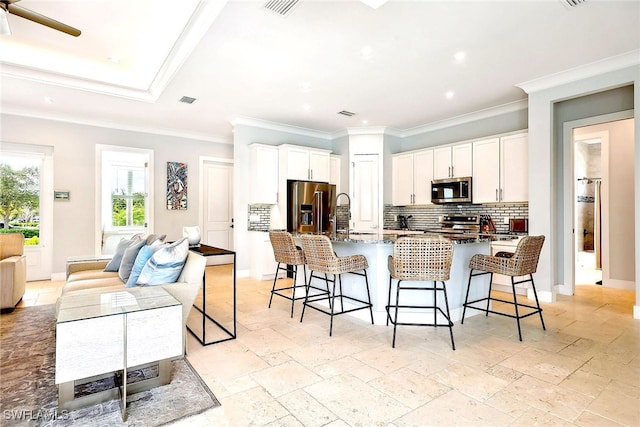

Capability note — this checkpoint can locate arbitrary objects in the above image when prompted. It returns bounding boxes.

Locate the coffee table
[55,286,183,420]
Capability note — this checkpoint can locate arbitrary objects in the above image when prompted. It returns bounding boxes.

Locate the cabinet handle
[496,189,498,201]
[500,188,503,201]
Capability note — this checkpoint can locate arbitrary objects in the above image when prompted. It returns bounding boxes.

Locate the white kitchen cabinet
[433,143,472,179]
[490,238,528,295]
[330,155,341,195]
[279,144,330,182]
[391,149,433,206]
[249,143,279,204]
[500,133,528,203]
[472,133,528,203]
[249,231,283,281]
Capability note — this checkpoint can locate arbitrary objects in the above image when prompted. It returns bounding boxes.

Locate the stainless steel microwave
[431,177,472,204]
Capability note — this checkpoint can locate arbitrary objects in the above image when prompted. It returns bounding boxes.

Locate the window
[111,165,146,227]
[98,146,153,255]
[0,153,42,245]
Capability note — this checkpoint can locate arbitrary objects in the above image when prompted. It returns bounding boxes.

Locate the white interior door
[351,154,379,232]
[202,160,234,265]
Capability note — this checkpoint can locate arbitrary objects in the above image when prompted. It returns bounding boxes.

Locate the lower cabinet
[490,238,528,295]
[249,231,283,281]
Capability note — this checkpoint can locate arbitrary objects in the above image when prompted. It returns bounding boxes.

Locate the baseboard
[51,272,66,281]
[602,278,635,291]
[531,289,555,303]
[236,269,250,279]
[634,305,640,320]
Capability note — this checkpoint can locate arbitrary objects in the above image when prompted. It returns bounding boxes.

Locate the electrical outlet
[394,215,398,221]
[503,217,510,225]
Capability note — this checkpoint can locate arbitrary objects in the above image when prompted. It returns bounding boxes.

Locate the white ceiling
[1,0,639,143]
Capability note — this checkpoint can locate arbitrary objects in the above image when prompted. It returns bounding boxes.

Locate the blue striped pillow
[136,238,189,286]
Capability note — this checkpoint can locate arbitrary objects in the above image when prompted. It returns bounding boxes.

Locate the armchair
[0,233,27,311]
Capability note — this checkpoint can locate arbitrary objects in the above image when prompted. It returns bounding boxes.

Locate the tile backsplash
[384,203,528,233]
[249,202,528,234]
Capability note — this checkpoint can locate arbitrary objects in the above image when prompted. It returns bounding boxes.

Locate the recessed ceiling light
[303,104,311,111]
[43,96,53,104]
[360,45,374,60]
[453,51,466,64]
[445,91,455,100]
[107,56,121,64]
[362,120,368,125]
[179,96,196,104]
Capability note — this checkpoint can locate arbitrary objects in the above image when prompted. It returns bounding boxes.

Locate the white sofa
[60,250,207,353]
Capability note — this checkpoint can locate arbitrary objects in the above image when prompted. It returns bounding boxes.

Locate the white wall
[1,114,232,275]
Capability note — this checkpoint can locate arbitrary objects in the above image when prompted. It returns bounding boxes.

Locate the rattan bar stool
[386,237,455,350]
[299,234,374,336]
[461,235,546,341]
[268,230,307,318]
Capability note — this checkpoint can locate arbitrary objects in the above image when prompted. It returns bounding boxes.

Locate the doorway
[562,112,635,295]
[573,136,603,286]
[200,158,234,265]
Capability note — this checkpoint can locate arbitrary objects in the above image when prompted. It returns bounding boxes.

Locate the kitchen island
[293,231,510,325]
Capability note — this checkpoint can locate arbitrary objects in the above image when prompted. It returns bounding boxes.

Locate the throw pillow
[125,241,164,288]
[137,238,189,286]
[103,234,143,272]
[118,239,147,282]
[145,234,167,245]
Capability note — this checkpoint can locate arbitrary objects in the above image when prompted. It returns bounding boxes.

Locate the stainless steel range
[426,214,480,234]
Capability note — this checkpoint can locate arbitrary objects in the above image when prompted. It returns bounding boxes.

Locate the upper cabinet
[279,144,330,182]
[249,143,279,204]
[433,143,472,179]
[392,149,433,206]
[472,132,528,203]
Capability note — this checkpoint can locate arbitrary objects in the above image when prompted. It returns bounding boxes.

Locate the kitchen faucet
[331,192,351,239]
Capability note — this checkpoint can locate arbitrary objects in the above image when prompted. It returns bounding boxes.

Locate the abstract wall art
[167,161,187,210]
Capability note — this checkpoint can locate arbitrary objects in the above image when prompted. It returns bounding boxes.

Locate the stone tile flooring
[22,266,639,426]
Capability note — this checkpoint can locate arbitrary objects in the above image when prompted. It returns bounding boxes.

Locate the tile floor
[20,266,639,426]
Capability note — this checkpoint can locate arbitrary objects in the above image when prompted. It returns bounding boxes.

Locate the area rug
[0,305,220,427]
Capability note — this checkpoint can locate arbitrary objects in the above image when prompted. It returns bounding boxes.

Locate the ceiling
[1,0,639,144]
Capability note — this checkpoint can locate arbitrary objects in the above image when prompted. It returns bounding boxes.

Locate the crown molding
[516,49,640,94]
[401,99,528,137]
[2,108,230,145]
[231,116,334,140]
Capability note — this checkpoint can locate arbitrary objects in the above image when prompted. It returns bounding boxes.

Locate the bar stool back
[461,235,545,341]
[268,230,307,318]
[299,234,374,336]
[386,237,455,349]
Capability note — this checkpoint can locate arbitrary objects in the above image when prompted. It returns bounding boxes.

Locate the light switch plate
[503,217,510,224]
[249,214,260,222]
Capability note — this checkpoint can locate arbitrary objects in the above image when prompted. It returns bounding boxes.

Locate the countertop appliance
[425,214,480,234]
[398,215,413,230]
[431,177,472,204]
[287,180,336,234]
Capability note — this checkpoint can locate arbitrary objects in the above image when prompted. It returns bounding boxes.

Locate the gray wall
[400,109,528,152]
[1,114,232,274]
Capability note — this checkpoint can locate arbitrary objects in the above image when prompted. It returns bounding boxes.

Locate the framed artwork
[54,190,70,201]
[167,161,187,210]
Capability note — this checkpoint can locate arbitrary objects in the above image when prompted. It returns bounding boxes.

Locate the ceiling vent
[337,110,356,117]
[559,0,586,8]
[264,0,301,17]
[179,96,196,104]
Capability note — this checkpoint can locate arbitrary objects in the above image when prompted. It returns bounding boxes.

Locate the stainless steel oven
[431,177,472,204]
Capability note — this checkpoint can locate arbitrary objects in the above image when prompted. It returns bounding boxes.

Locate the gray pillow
[118,239,146,282]
[104,238,133,272]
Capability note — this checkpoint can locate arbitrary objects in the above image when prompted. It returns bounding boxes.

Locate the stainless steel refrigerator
[287,180,336,234]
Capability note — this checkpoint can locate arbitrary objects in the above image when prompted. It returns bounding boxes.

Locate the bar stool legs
[268,262,307,318]
[386,278,456,350]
